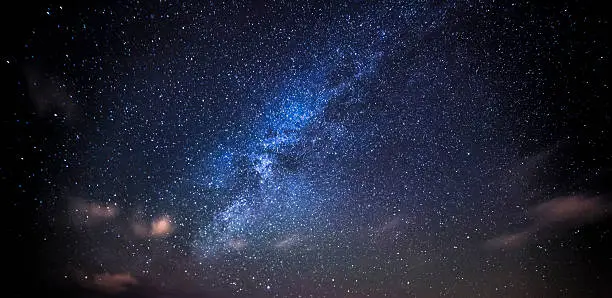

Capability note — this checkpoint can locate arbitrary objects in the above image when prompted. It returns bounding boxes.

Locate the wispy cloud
[132,215,175,238]
[92,272,138,293]
[486,195,608,250]
[532,195,605,224]
[485,230,532,250]
[273,234,301,249]
[69,198,118,226]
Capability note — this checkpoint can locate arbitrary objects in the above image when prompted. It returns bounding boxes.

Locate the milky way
[4,1,611,297]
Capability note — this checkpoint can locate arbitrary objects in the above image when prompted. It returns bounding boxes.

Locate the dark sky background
[2,1,611,297]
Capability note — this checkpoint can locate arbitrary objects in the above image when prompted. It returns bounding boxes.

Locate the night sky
[2,1,611,297]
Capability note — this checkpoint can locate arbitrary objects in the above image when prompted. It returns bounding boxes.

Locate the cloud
[273,234,301,249]
[93,273,138,293]
[88,204,118,219]
[484,230,531,250]
[132,215,175,238]
[70,198,118,226]
[151,215,174,237]
[132,222,150,238]
[532,195,605,224]
[486,195,608,250]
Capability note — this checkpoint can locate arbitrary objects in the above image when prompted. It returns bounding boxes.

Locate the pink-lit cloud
[484,230,531,250]
[532,195,605,224]
[131,215,175,238]
[88,203,118,219]
[151,215,174,237]
[486,195,608,250]
[132,222,150,238]
[93,272,138,293]
[70,198,118,226]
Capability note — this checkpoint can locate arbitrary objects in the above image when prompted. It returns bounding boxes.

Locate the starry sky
[2,1,611,297]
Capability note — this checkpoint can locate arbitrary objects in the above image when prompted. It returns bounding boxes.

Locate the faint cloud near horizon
[486,195,608,250]
[69,197,119,226]
[92,272,138,294]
